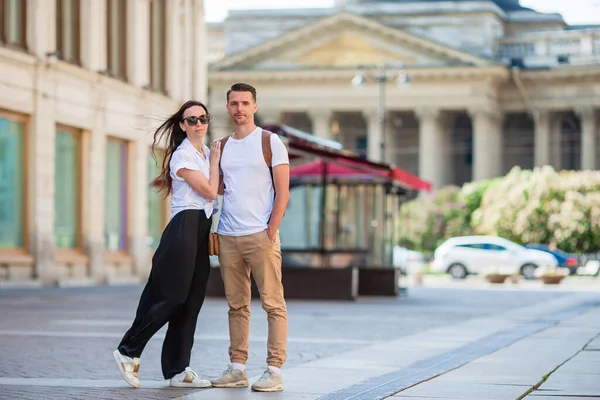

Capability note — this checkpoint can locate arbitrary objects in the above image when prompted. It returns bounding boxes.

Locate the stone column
[577,107,598,170]
[363,110,382,162]
[384,111,398,166]
[533,109,551,167]
[416,108,449,190]
[81,0,107,72]
[470,108,503,181]
[550,112,562,170]
[307,109,332,140]
[126,0,150,87]
[85,87,108,284]
[166,0,183,101]
[30,65,57,285]
[27,0,54,59]
[181,0,193,100]
[193,0,208,102]
[130,140,150,278]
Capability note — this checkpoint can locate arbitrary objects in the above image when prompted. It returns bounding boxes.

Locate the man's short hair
[227,83,257,102]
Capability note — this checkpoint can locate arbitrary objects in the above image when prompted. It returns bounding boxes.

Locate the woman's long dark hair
[152,100,209,197]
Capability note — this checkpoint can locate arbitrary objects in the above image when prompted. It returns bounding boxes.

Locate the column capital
[575,106,597,120]
[467,107,504,123]
[530,108,555,126]
[414,107,442,121]
[306,108,332,119]
[257,109,281,124]
[362,109,379,121]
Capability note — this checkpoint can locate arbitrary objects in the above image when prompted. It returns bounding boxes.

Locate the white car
[393,246,426,275]
[431,236,558,280]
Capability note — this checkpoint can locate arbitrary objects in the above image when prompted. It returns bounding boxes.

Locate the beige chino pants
[218,230,288,368]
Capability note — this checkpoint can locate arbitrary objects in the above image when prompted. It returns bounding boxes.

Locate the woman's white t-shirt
[169,138,215,219]
[217,127,289,236]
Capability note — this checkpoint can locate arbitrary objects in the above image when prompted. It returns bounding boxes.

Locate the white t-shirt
[217,127,289,236]
[169,138,215,219]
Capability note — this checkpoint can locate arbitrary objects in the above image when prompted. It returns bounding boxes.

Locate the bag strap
[261,130,274,189]
[217,136,229,196]
[219,136,229,165]
[262,130,277,224]
[261,130,272,167]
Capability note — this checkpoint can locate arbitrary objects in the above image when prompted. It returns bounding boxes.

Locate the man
[210,83,290,392]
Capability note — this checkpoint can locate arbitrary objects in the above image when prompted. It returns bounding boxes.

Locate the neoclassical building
[0,0,207,286]
[208,0,600,190]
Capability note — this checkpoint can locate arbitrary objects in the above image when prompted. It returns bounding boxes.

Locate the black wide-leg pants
[117,209,212,379]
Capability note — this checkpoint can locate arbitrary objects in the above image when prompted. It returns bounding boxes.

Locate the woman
[113,101,220,389]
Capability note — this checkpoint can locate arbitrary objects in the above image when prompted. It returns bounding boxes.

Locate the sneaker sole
[211,380,249,388]
[252,384,284,392]
[170,381,212,388]
[113,350,140,389]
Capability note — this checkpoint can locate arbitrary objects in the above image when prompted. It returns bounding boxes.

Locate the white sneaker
[251,369,283,392]
[170,367,212,388]
[113,350,140,388]
[210,365,249,388]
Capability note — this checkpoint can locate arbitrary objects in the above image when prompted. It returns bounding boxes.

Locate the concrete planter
[540,275,566,285]
[484,274,511,284]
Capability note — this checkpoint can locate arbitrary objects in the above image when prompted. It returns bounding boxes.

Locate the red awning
[264,124,431,192]
[290,159,377,178]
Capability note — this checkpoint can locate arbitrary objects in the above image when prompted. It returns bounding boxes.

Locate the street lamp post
[352,63,410,163]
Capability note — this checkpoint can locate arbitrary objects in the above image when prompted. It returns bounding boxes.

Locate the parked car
[524,244,578,275]
[431,236,558,280]
[393,246,425,275]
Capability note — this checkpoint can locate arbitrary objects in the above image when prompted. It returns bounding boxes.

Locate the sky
[205,0,600,25]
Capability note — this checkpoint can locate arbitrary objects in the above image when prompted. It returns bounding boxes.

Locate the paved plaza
[0,282,599,399]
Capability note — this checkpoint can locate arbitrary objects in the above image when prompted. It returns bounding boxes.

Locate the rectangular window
[54,126,81,249]
[56,0,80,64]
[0,112,25,249]
[356,137,368,159]
[105,138,129,252]
[150,0,166,92]
[106,0,126,79]
[1,0,27,48]
[147,148,165,251]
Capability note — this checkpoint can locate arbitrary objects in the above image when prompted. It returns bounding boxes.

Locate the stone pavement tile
[558,351,600,374]
[392,381,528,399]
[0,378,167,388]
[528,397,596,400]
[0,385,199,400]
[0,334,356,382]
[391,308,600,400]
[586,336,600,350]
[177,366,403,400]
[535,372,600,396]
[177,388,317,400]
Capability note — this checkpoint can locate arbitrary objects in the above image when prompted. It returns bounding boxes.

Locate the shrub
[397,167,600,253]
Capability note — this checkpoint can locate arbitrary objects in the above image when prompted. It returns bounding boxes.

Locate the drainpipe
[511,67,533,113]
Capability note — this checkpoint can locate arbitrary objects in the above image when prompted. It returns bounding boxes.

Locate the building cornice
[209,65,510,84]
[518,65,600,82]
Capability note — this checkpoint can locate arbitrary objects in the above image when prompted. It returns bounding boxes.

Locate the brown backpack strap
[218,136,229,165]
[217,136,229,195]
[261,130,272,167]
[262,131,276,221]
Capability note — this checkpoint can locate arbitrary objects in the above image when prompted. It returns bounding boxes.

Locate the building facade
[208,0,600,190]
[0,0,207,286]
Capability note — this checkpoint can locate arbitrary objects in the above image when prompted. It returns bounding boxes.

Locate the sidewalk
[1,286,598,400]
[178,293,600,400]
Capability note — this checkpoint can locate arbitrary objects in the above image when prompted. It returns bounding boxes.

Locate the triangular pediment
[210,12,492,71]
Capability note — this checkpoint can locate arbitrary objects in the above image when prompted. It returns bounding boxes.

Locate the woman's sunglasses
[183,114,210,126]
